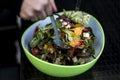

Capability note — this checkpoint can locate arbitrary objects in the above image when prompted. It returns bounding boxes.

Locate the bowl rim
[21,10,105,68]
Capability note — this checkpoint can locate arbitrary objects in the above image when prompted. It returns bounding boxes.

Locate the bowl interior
[22,11,105,63]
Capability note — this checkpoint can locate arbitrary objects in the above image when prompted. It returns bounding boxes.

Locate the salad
[29,11,96,65]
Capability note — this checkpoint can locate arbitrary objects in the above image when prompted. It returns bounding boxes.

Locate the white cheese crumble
[83,32,90,38]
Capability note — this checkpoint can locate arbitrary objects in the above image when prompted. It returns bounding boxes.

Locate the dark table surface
[21,0,120,80]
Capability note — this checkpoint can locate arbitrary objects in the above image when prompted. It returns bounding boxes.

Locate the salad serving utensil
[75,0,81,11]
[50,0,81,48]
[50,15,65,47]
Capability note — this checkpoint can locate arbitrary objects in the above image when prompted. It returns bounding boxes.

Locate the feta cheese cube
[62,21,68,27]
[72,57,78,63]
[83,32,90,38]
[66,24,71,28]
[59,19,63,22]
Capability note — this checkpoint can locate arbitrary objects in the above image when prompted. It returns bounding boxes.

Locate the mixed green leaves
[29,11,96,65]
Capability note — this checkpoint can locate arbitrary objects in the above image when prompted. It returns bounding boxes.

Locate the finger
[20,12,27,20]
[44,3,52,16]
[36,10,47,20]
[49,0,57,12]
[42,0,49,6]
[20,12,32,20]
[20,8,34,20]
[30,16,39,22]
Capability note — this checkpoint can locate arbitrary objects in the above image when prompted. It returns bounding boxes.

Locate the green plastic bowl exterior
[21,11,105,77]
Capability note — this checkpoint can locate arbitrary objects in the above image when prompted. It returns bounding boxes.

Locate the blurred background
[0,0,120,80]
[0,9,20,80]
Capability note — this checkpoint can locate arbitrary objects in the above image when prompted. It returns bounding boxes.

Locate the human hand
[20,0,57,21]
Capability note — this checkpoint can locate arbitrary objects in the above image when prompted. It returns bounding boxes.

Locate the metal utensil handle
[75,0,81,11]
[50,15,60,41]
[50,15,65,47]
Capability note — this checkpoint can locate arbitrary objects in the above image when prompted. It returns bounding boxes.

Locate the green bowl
[21,11,105,77]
